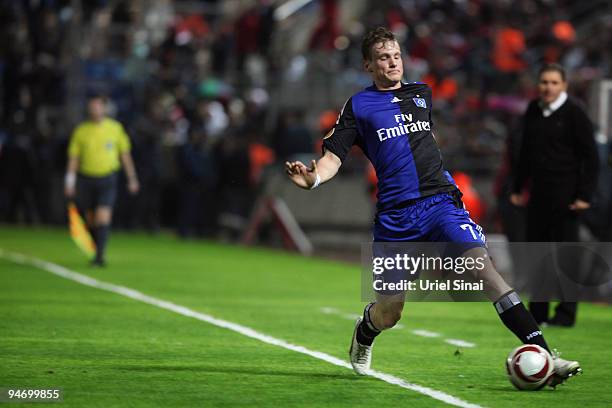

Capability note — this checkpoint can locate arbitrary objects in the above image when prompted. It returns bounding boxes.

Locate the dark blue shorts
[372,193,487,296]
[374,192,486,246]
[77,173,118,210]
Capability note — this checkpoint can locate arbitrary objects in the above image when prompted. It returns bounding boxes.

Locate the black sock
[494,291,550,352]
[89,225,98,246]
[356,302,381,346]
[95,225,110,262]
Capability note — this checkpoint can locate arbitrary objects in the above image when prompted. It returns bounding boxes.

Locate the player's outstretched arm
[285,150,341,190]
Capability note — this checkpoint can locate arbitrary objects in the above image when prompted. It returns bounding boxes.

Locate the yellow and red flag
[67,202,96,258]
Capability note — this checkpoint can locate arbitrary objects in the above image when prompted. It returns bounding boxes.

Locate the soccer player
[64,95,139,266]
[285,27,581,387]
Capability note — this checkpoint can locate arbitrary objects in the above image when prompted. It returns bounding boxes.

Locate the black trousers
[526,188,579,326]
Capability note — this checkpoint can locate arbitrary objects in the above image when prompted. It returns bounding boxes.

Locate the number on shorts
[460,223,478,240]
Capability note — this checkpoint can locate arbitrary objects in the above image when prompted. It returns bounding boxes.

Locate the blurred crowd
[1,0,611,240]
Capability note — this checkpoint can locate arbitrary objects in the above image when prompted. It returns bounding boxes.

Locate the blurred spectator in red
[492,24,526,73]
[452,171,485,224]
[423,54,458,103]
[544,20,576,63]
[315,109,339,153]
[249,143,275,186]
[235,7,260,67]
[422,73,457,102]
[309,0,340,51]
[235,0,276,74]
[174,13,209,41]
[552,20,576,44]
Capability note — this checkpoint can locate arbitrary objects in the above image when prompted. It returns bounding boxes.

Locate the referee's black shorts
[77,173,118,210]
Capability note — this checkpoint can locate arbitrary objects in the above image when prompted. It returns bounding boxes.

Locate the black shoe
[90,258,107,267]
[546,317,574,327]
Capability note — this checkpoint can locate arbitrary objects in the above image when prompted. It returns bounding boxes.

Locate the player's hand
[128,179,140,195]
[64,185,75,198]
[285,160,318,189]
[569,199,590,211]
[510,193,526,207]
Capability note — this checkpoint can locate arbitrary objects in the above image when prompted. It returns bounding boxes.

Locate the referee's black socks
[494,291,550,352]
[356,302,381,346]
[94,225,110,262]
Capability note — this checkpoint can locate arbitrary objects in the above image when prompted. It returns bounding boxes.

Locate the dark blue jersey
[323,82,457,210]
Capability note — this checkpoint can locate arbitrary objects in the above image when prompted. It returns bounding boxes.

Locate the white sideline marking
[445,339,476,348]
[412,329,442,338]
[0,250,482,408]
[320,307,404,329]
[320,306,360,321]
[321,307,477,347]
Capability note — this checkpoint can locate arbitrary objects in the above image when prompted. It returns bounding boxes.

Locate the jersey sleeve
[67,126,82,158]
[116,123,131,153]
[322,97,358,162]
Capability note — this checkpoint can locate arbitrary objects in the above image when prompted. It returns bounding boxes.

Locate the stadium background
[1,0,611,247]
[1,1,612,407]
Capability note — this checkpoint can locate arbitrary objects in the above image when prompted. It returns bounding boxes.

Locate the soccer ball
[506,344,554,390]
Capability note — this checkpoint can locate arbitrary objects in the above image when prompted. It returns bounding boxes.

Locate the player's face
[88,98,106,121]
[538,71,567,104]
[365,41,403,88]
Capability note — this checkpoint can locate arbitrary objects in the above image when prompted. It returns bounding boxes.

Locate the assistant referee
[64,95,139,266]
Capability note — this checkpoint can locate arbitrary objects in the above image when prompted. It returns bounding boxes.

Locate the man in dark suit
[511,63,599,327]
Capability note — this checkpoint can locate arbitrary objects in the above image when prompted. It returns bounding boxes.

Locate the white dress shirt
[540,91,568,117]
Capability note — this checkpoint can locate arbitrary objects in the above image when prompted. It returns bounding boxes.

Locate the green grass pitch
[1,226,611,407]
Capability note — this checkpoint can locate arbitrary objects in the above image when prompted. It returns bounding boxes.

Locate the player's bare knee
[468,251,511,301]
[380,309,402,329]
[95,207,113,225]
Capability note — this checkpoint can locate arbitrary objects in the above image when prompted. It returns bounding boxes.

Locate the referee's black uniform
[513,94,599,326]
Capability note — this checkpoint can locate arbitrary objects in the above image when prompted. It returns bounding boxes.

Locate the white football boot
[548,349,582,388]
[349,318,373,375]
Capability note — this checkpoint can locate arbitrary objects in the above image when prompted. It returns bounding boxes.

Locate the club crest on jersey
[413,98,427,108]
